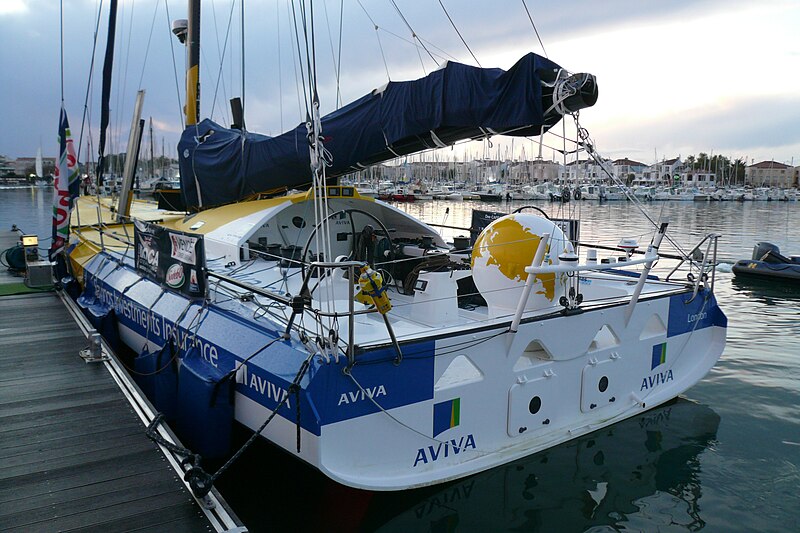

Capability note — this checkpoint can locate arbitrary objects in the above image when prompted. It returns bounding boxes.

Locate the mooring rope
[146,343,316,498]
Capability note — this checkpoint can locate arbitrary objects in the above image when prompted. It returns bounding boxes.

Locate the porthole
[529,396,542,415]
[598,376,609,393]
[292,216,306,229]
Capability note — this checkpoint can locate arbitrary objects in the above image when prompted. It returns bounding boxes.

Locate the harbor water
[2,187,798,532]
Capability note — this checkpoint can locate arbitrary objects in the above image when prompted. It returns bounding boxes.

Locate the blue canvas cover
[178,53,591,209]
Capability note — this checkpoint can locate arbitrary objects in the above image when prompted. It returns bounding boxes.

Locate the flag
[51,106,81,259]
[433,398,461,437]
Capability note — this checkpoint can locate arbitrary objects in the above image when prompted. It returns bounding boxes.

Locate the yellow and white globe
[471,213,567,316]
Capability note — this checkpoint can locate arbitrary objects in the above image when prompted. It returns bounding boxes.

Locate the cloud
[0,0,27,16]
[2,0,798,166]
[588,94,800,164]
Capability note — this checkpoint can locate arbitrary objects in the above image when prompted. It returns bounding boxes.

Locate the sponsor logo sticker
[170,233,198,263]
[433,398,461,437]
[165,263,185,288]
[651,342,667,370]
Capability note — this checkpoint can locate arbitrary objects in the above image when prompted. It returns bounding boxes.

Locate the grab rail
[664,233,720,298]
[524,251,659,275]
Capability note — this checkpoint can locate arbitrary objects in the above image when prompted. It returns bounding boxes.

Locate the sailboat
[67,1,726,492]
[34,146,47,187]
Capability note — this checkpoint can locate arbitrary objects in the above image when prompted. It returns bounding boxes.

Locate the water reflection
[217,398,719,532]
[730,275,800,303]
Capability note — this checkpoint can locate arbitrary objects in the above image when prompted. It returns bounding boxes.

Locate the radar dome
[471,213,567,316]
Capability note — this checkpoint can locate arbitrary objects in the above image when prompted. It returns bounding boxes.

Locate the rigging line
[241,0,246,122]
[374,25,450,63]
[209,0,237,124]
[578,128,688,258]
[375,27,391,81]
[60,0,64,103]
[520,0,548,58]
[416,35,459,63]
[321,0,342,109]
[337,0,344,109]
[309,0,320,106]
[277,1,284,131]
[388,0,437,64]
[76,0,105,163]
[120,0,136,143]
[414,37,428,76]
[299,0,318,111]
[111,0,128,163]
[347,371,493,455]
[164,0,184,130]
[308,0,336,315]
[286,1,305,120]
[437,0,480,67]
[136,0,160,90]
[355,0,390,80]
[289,0,310,119]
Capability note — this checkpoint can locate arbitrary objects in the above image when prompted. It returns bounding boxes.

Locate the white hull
[75,189,725,491]
[97,259,723,490]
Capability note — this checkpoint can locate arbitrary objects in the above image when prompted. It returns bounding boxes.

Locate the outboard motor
[753,242,787,264]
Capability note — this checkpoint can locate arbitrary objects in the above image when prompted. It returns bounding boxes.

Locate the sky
[1,0,799,168]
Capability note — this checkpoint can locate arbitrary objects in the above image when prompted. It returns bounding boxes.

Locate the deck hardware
[624,219,669,324]
[79,330,109,363]
[510,232,550,334]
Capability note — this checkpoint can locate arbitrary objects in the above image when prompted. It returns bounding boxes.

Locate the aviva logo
[433,398,460,437]
[651,343,667,370]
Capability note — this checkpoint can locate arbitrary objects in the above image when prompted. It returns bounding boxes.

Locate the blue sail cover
[178,53,593,209]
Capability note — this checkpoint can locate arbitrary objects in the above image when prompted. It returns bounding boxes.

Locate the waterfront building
[745,160,795,188]
[613,158,648,185]
[641,157,682,185]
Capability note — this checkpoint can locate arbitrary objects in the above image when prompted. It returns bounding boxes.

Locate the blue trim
[82,256,437,436]
[606,268,659,280]
[667,290,726,337]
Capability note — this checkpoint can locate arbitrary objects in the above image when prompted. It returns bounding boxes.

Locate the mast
[96,0,119,190]
[149,117,155,181]
[186,0,200,126]
[117,90,145,221]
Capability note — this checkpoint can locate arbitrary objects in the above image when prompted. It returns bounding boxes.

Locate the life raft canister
[358,266,392,314]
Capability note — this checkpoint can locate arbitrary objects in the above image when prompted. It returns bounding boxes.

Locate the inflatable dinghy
[732,242,800,282]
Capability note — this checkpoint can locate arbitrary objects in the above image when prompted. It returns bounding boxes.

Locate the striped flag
[51,106,81,258]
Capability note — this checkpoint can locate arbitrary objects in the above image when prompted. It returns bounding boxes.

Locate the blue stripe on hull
[667,290,727,337]
[83,260,436,437]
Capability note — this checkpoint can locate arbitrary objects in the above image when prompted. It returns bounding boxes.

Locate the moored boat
[65,0,726,495]
[732,242,800,282]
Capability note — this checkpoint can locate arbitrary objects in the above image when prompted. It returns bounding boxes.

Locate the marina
[2,191,800,531]
[2,0,799,530]
[48,10,736,495]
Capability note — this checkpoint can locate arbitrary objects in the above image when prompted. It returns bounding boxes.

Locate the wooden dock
[0,231,244,532]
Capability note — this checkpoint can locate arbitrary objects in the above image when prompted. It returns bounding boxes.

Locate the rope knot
[182,455,213,498]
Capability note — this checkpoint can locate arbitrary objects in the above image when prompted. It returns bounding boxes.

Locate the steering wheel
[299,208,395,282]
[512,205,551,219]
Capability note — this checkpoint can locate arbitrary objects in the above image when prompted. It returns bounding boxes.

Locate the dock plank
[0,289,223,532]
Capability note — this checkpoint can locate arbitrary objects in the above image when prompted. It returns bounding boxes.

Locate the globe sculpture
[471,213,567,317]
